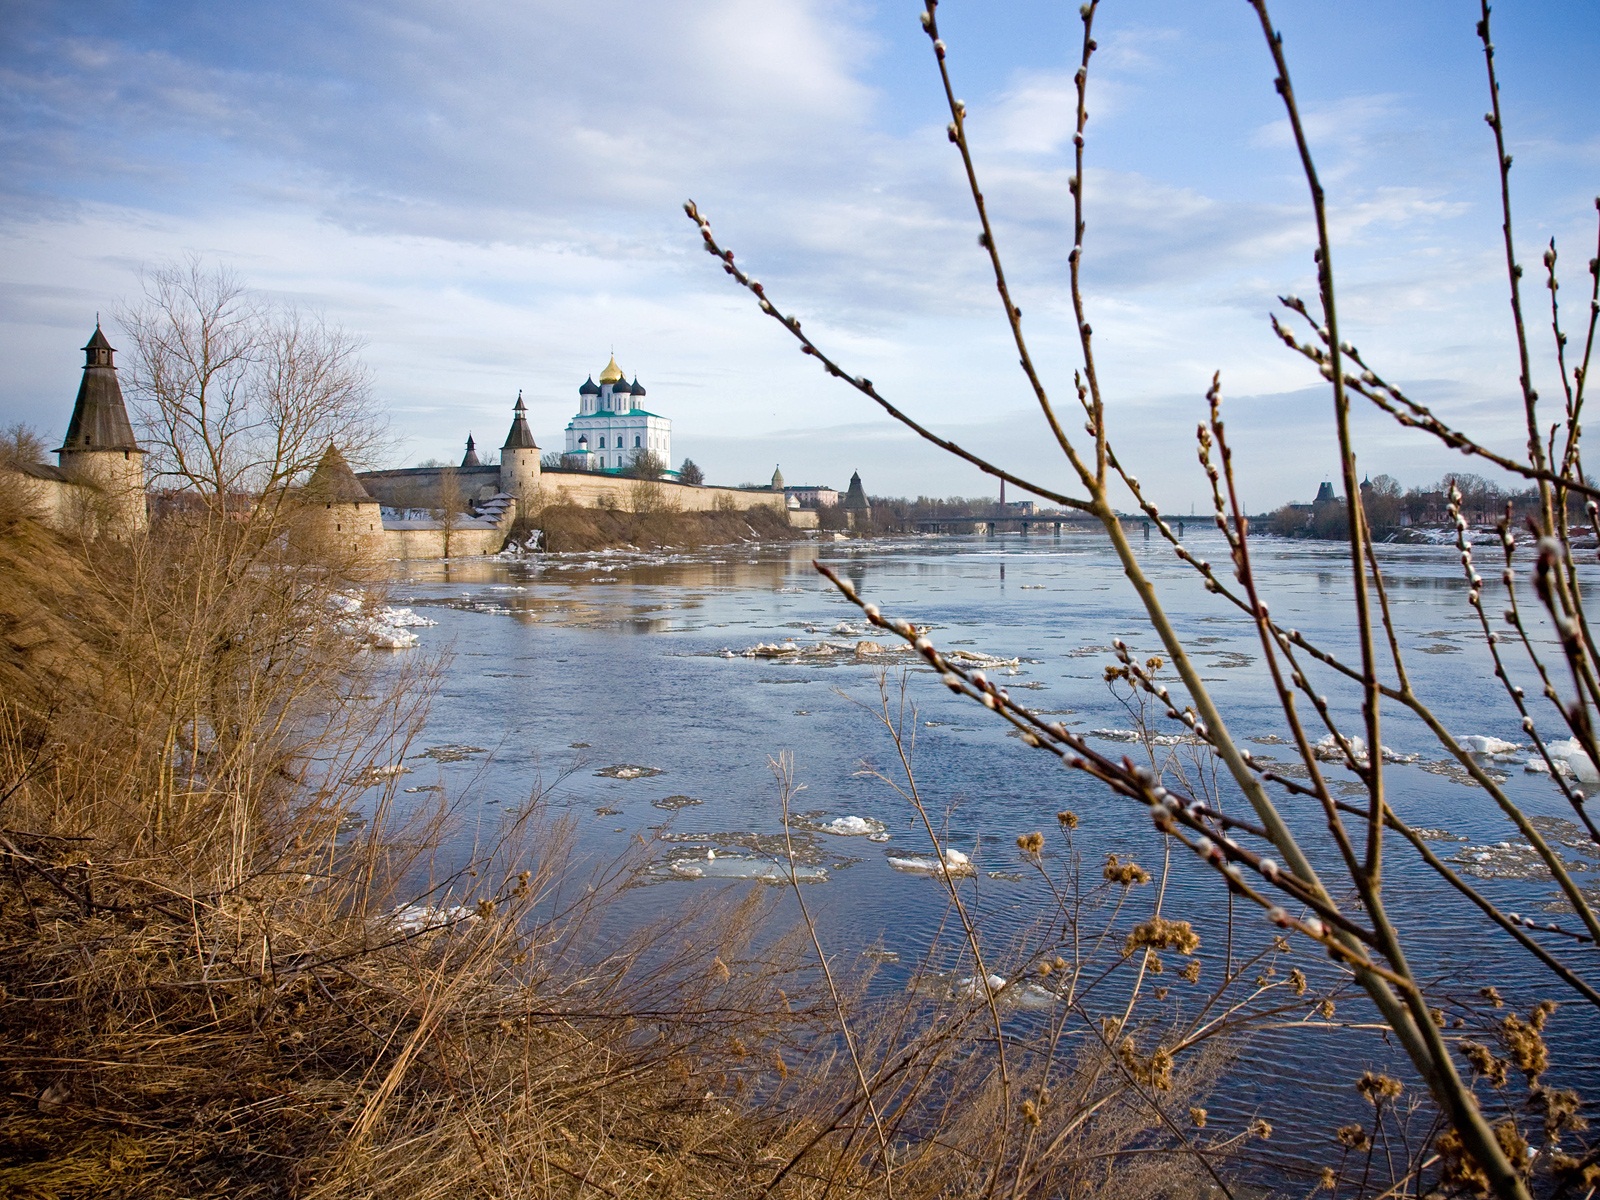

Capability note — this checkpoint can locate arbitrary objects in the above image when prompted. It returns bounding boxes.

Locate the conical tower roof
[58,323,139,453]
[460,434,481,468]
[303,444,375,503]
[842,470,870,510]
[770,464,785,491]
[502,391,538,451]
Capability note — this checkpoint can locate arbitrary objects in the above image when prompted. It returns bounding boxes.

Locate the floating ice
[1544,739,1599,782]
[390,903,476,934]
[660,855,827,884]
[597,765,663,780]
[378,605,437,628]
[952,973,1008,998]
[887,848,976,877]
[1459,735,1520,756]
[821,815,889,840]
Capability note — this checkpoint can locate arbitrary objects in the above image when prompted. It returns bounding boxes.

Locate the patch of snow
[1459,735,1521,756]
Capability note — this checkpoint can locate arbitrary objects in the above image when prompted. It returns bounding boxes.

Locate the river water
[381,529,1598,1181]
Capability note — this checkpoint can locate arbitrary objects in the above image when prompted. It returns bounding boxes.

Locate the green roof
[568,408,665,421]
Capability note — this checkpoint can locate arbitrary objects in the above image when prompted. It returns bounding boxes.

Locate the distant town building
[564,356,670,472]
[784,484,840,508]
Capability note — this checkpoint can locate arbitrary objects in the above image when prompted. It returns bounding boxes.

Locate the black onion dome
[629,377,645,396]
[579,376,600,395]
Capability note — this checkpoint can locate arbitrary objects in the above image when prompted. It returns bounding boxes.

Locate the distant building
[1315,481,1338,504]
[564,356,670,472]
[784,484,840,508]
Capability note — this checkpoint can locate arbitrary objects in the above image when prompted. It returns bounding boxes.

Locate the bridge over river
[910,511,1193,538]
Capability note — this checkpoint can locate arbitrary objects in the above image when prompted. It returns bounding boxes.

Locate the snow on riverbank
[330,592,437,649]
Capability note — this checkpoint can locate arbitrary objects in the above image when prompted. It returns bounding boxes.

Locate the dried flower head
[1289,968,1307,996]
[1533,1087,1587,1135]
[1480,985,1504,1008]
[1190,1106,1207,1128]
[1017,831,1045,854]
[1500,1009,1550,1080]
[1319,998,1336,1020]
[1495,1119,1530,1172]
[1460,1040,1509,1088]
[1336,1124,1369,1150]
[1357,1071,1403,1105]
[1021,1098,1041,1127]
[1249,1118,1273,1140]
[1057,810,1079,829]
[1124,916,1200,957]
[1181,958,1202,983]
[1118,1038,1175,1090]
[1103,853,1151,885]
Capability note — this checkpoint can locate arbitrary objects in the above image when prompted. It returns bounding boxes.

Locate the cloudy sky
[2,0,1596,508]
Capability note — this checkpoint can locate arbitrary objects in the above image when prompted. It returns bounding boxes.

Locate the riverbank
[528,500,803,552]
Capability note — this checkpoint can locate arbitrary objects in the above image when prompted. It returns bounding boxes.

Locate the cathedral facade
[563,356,671,473]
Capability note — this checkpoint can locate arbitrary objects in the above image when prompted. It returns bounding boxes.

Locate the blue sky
[2,0,1596,508]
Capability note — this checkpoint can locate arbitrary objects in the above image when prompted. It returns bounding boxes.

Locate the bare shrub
[688,1,1598,1195]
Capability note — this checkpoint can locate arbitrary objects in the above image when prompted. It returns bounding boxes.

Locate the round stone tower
[298,443,386,567]
[498,391,541,504]
[56,324,147,534]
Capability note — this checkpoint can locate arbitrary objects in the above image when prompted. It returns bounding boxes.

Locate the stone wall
[531,472,786,516]
[383,524,509,561]
[358,466,502,509]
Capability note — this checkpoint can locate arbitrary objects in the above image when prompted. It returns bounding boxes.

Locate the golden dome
[597,355,625,384]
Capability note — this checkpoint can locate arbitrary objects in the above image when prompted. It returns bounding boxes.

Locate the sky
[1,0,1596,510]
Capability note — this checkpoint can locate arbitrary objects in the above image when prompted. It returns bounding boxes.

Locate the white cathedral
[563,355,672,473]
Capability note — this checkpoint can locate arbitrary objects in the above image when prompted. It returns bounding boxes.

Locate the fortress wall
[533,472,786,516]
[383,525,508,561]
[358,466,501,508]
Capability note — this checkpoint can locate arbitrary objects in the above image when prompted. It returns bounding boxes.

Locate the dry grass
[531,502,795,553]
[0,485,1277,1198]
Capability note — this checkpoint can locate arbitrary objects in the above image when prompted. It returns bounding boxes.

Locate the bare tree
[689,2,1599,1195]
[118,257,383,530]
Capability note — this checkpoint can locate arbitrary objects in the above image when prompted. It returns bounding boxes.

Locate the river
[379,529,1598,1183]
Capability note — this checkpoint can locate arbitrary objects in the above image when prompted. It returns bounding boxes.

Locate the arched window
[599,436,606,449]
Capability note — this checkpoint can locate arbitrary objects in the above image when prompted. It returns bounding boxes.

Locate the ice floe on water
[596,764,663,780]
[1310,734,1419,765]
[910,971,1060,1010]
[886,848,977,877]
[652,794,703,811]
[1459,735,1520,756]
[1091,728,1203,748]
[414,744,485,763]
[656,849,827,884]
[389,903,476,934]
[1543,739,1599,782]
[820,815,890,840]
[347,763,411,786]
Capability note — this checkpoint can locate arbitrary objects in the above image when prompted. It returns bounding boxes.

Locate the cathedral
[563,356,672,474]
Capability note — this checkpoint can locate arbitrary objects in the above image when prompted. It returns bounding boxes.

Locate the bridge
[910,511,1188,538]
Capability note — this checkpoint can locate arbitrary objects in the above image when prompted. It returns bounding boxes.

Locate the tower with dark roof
[498,392,542,502]
[56,324,147,534]
[460,434,481,468]
[296,443,385,565]
[842,470,871,530]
